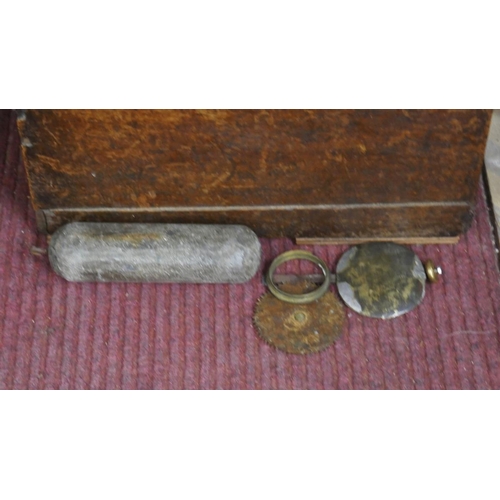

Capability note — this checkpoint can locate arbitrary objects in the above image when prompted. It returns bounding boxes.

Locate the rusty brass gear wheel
[253,279,346,354]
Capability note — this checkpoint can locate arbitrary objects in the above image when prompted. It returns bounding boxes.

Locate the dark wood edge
[295,236,460,245]
[35,210,48,233]
[40,201,473,238]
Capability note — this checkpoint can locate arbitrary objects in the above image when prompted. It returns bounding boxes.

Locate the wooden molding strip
[295,236,460,245]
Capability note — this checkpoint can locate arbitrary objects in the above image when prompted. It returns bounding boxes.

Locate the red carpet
[1,109,500,389]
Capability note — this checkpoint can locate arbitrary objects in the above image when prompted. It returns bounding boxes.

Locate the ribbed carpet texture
[1,110,500,389]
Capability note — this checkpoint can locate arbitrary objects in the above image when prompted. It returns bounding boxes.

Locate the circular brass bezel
[265,250,331,304]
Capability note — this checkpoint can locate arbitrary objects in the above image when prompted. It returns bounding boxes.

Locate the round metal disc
[336,242,426,319]
[253,279,345,354]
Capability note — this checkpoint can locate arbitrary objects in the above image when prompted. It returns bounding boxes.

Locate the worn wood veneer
[18,110,491,238]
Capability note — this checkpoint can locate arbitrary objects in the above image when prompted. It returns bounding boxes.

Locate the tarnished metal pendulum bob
[336,242,441,319]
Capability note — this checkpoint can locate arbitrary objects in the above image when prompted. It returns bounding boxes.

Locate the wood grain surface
[18,110,491,237]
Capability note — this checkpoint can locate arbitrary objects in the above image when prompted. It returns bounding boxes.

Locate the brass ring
[265,250,331,304]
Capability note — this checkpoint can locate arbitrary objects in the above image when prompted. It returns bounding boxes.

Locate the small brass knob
[424,260,442,283]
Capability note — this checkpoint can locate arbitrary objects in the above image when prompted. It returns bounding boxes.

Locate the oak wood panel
[18,110,491,237]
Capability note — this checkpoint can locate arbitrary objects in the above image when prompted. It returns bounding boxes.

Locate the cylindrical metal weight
[48,222,261,283]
